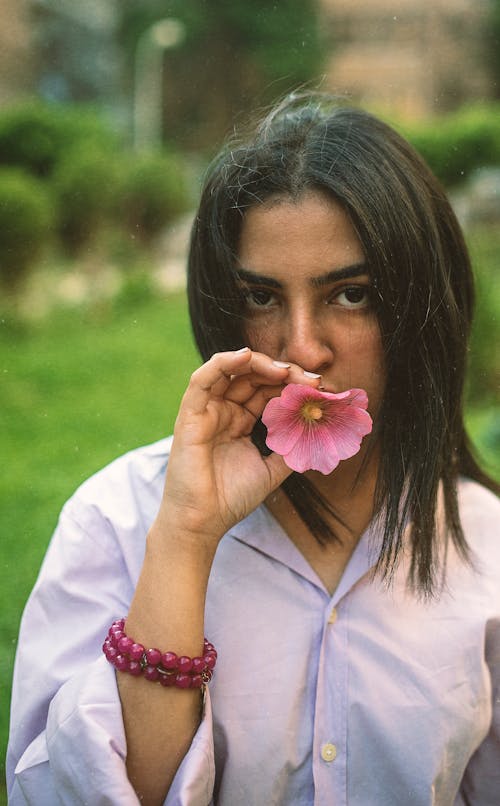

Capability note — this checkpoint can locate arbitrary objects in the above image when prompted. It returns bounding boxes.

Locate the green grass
[1,248,498,799]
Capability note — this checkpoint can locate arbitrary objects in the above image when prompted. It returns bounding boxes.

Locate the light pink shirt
[7,438,500,804]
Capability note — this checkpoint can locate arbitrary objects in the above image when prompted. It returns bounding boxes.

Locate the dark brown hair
[187,92,499,595]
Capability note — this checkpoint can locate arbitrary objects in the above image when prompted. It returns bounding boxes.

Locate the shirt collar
[227,504,382,603]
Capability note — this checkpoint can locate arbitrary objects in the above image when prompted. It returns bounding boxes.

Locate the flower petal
[273,383,317,411]
[261,396,305,455]
[262,383,373,474]
[284,423,341,474]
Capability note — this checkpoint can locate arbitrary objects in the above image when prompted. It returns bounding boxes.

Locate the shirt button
[328,607,337,624]
[321,743,337,762]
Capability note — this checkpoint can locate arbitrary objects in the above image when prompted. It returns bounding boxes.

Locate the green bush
[398,104,500,187]
[0,169,53,292]
[52,144,121,254]
[0,102,191,262]
[118,152,190,244]
[0,102,119,178]
[466,227,500,404]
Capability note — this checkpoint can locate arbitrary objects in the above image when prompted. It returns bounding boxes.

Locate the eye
[331,285,371,309]
[242,287,277,309]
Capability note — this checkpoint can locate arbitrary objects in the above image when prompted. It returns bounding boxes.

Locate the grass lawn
[1,262,498,800]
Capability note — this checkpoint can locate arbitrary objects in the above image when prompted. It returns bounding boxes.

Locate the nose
[280,305,334,374]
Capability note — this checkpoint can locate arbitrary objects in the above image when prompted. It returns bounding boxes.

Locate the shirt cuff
[13,655,215,806]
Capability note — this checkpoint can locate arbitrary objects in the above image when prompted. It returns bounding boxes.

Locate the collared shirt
[7,438,500,805]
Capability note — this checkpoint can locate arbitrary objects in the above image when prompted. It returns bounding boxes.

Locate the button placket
[312,598,348,803]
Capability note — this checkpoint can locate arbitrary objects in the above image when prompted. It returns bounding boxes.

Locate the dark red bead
[192,656,207,673]
[161,651,178,669]
[128,660,143,676]
[105,645,118,662]
[191,674,203,688]
[204,653,216,670]
[177,656,193,673]
[145,648,161,666]
[159,673,176,687]
[175,673,192,689]
[114,654,129,672]
[129,642,145,660]
[117,636,134,654]
[110,630,123,647]
[143,665,160,682]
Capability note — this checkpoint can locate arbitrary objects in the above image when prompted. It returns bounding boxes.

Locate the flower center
[301,401,324,422]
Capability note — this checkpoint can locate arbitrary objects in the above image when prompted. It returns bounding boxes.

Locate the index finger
[185,349,289,415]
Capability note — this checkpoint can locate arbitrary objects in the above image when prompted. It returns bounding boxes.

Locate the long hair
[187,92,499,595]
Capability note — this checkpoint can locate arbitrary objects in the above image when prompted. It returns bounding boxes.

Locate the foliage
[118,152,190,244]
[466,226,500,405]
[52,143,121,254]
[0,102,119,178]
[0,101,192,265]
[0,169,54,292]
[398,104,500,187]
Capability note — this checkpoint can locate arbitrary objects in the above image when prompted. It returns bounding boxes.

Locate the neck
[268,439,380,544]
[265,445,380,595]
[308,439,379,526]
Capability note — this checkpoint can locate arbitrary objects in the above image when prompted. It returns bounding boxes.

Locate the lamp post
[133,18,185,151]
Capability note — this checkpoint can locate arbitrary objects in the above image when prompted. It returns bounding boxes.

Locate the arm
[118,348,321,803]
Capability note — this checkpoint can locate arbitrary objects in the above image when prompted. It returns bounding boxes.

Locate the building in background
[31,0,122,106]
[0,0,497,135]
[321,0,494,118]
[0,0,34,104]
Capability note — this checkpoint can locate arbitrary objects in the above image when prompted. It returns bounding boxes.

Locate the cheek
[341,323,386,401]
[338,318,384,363]
[245,319,278,355]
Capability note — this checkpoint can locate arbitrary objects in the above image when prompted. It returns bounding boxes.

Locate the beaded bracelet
[103,619,217,689]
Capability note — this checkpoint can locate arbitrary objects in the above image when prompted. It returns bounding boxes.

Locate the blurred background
[1,1,499,797]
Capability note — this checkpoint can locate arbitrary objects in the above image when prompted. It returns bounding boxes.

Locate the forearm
[117,522,218,805]
[116,350,310,803]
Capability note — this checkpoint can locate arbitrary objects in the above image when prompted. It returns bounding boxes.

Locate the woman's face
[237,191,386,421]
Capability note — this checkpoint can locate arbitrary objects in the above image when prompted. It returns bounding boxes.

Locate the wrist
[147,514,222,565]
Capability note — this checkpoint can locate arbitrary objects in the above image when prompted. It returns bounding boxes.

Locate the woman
[7,93,500,805]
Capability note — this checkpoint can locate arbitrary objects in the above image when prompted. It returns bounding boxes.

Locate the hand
[154,348,321,552]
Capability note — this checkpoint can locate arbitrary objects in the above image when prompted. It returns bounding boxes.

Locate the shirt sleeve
[456,617,500,804]
[7,495,215,805]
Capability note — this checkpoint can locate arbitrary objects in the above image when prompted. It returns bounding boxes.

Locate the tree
[120,0,326,150]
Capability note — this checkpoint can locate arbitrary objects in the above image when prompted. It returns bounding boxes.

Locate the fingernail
[235,346,250,353]
[303,371,321,379]
[273,360,291,368]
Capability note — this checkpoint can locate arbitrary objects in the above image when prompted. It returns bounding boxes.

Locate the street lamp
[133,18,185,150]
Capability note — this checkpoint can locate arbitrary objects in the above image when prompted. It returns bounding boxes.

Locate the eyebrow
[235,262,369,289]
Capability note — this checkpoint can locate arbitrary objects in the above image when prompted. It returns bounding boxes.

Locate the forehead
[237,191,365,278]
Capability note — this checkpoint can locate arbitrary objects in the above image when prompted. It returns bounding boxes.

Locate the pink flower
[261,384,373,475]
